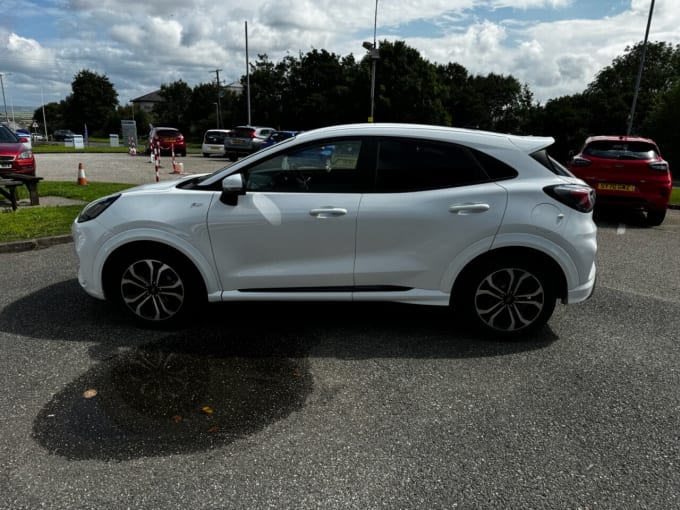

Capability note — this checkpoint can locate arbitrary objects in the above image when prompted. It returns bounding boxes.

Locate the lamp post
[363,0,379,122]
[0,73,9,124]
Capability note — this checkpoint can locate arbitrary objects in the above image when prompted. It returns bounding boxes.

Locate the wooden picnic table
[0,174,44,211]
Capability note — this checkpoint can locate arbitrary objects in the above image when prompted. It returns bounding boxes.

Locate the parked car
[224,125,275,161]
[0,124,36,176]
[72,123,597,338]
[259,130,303,150]
[14,128,31,149]
[567,135,672,225]
[147,127,186,156]
[53,129,76,141]
[201,129,232,157]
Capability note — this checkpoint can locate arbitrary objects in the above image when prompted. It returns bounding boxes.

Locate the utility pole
[212,69,222,129]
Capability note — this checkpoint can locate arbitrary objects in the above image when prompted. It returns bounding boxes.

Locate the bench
[2,173,44,208]
[0,178,23,211]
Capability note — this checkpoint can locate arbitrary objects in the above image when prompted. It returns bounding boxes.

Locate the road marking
[617,223,626,235]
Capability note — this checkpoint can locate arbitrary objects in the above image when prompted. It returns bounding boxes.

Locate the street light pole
[0,73,9,124]
[627,0,655,136]
[363,0,379,122]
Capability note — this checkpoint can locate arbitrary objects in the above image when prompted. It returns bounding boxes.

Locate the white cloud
[1,0,679,108]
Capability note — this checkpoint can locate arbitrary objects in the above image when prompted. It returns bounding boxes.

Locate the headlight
[77,194,121,222]
[18,150,33,159]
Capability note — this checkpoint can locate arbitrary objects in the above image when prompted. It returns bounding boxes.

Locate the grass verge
[1,182,135,244]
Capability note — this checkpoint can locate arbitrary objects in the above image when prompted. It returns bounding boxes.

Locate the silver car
[73,123,597,338]
[224,125,275,161]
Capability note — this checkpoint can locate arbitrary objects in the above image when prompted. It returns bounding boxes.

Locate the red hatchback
[146,127,186,156]
[0,125,36,177]
[567,135,672,225]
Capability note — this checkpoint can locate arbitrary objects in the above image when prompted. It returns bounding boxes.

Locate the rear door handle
[448,203,491,215]
[310,207,348,218]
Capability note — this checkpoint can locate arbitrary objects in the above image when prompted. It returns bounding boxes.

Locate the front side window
[245,140,362,193]
[375,138,489,191]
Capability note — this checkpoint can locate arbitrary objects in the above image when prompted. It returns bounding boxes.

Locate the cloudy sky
[0,0,677,110]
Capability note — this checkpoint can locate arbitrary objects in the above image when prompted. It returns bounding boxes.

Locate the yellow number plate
[598,183,636,192]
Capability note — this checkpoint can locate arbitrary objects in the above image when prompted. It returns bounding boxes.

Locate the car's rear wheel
[108,248,204,328]
[454,256,556,338]
[646,208,666,226]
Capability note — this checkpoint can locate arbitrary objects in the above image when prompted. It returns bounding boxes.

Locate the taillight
[569,156,592,168]
[249,131,256,138]
[544,184,595,213]
[648,160,669,172]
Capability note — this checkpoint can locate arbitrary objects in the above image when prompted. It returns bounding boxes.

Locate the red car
[0,125,36,177]
[146,127,186,156]
[567,135,672,226]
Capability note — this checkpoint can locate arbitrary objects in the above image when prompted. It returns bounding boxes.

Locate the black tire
[228,154,238,162]
[108,248,204,328]
[646,208,666,226]
[202,153,210,158]
[454,256,557,338]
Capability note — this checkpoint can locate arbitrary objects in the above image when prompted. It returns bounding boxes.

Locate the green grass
[1,182,135,243]
[671,187,680,205]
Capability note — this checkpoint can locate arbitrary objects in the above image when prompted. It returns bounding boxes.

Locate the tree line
[35,40,680,168]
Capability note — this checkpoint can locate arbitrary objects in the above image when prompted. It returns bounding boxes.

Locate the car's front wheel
[107,248,204,327]
[454,256,556,338]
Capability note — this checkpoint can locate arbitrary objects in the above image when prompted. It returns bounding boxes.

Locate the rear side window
[531,149,573,177]
[375,139,490,192]
[583,141,659,160]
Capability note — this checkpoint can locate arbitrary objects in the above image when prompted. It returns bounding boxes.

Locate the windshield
[0,125,20,143]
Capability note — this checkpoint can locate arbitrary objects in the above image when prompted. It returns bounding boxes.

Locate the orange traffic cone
[77,163,88,186]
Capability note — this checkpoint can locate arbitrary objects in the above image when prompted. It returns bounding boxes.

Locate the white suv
[72,123,597,338]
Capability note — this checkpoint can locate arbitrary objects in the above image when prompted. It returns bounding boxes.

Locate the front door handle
[310,207,348,218]
[448,203,491,215]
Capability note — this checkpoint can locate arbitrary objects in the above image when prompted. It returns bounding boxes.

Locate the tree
[585,41,680,135]
[33,102,63,136]
[62,70,119,135]
[642,81,680,178]
[152,80,192,133]
[371,40,449,124]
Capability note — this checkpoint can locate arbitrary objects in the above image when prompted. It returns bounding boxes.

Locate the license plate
[598,183,636,192]
[232,139,245,145]
[209,145,221,150]
[0,163,11,169]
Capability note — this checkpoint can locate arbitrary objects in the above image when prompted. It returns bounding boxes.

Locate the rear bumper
[565,262,596,304]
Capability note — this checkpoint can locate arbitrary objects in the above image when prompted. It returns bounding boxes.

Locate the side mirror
[220,173,246,205]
